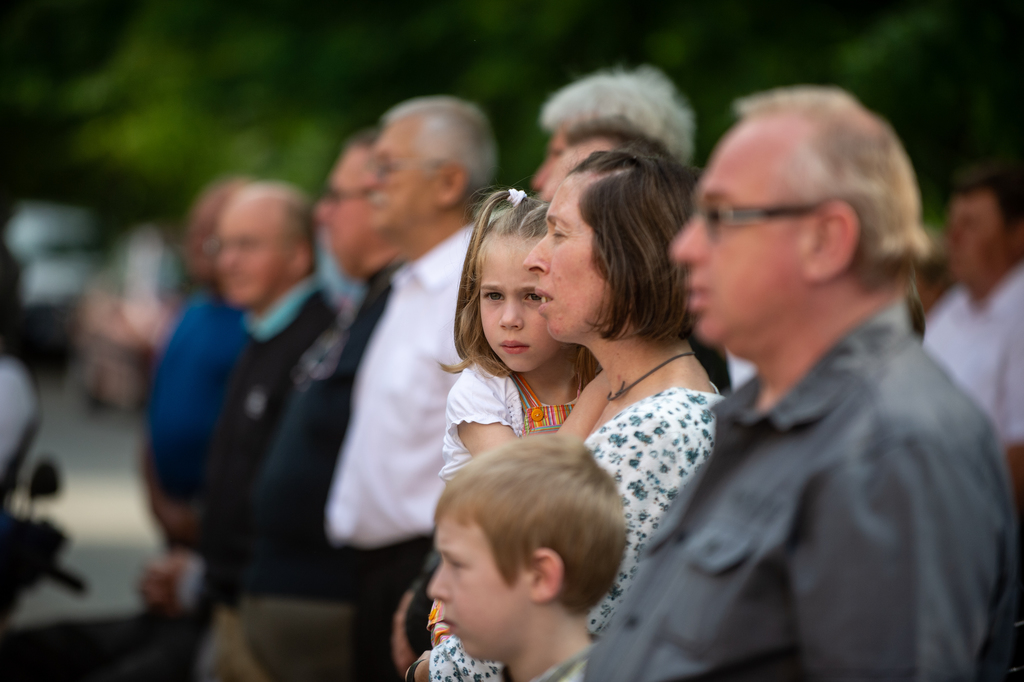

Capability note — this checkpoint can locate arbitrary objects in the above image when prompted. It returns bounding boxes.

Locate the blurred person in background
[75,223,183,408]
[922,163,1024,671]
[236,129,399,682]
[588,86,1016,681]
[314,225,367,320]
[534,117,671,202]
[0,352,36,488]
[914,229,953,314]
[0,187,33,486]
[532,65,695,201]
[324,96,494,682]
[0,188,23,356]
[184,181,335,682]
[0,182,333,682]
[142,177,249,548]
[924,163,1024,507]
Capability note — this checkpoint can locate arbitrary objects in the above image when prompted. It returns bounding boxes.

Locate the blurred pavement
[11,364,161,627]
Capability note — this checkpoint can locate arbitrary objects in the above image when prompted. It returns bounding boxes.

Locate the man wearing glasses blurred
[324,96,495,682]
[586,86,1016,681]
[925,164,1024,508]
[234,129,400,682]
[173,182,336,681]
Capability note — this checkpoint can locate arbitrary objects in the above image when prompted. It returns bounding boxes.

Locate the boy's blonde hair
[435,435,625,613]
[444,189,596,384]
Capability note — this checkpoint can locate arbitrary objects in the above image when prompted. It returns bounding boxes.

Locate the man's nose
[364,165,385,193]
[531,160,551,193]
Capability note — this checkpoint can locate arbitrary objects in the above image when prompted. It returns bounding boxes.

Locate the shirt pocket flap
[685,526,754,574]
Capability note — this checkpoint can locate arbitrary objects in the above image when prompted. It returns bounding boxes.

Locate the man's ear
[527,548,565,605]
[432,163,470,210]
[289,240,315,280]
[799,200,860,284]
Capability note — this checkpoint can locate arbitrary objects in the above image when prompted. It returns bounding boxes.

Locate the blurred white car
[4,202,102,354]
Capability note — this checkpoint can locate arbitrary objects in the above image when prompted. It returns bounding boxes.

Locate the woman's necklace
[607,352,695,401]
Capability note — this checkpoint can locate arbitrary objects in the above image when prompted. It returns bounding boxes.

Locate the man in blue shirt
[143,177,249,546]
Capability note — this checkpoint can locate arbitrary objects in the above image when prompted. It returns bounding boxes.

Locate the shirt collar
[717,302,912,431]
[244,276,318,342]
[392,226,471,292]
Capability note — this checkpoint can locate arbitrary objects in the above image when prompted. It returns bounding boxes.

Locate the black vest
[200,291,334,606]
[243,266,395,602]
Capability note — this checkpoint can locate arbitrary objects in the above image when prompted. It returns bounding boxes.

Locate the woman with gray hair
[532,65,695,196]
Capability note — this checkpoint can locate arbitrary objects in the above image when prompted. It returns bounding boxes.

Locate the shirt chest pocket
[660,524,756,655]
[689,527,753,573]
[377,347,435,401]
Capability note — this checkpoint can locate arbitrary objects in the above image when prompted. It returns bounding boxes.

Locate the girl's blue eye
[526,293,542,302]
[484,292,502,301]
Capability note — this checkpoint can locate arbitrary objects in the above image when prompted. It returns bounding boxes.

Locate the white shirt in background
[726,353,757,392]
[325,227,470,549]
[924,262,1024,446]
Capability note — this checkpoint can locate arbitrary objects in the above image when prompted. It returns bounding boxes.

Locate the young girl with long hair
[438,188,596,481]
[421,188,597,682]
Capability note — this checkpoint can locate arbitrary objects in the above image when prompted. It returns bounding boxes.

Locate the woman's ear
[527,547,565,605]
[432,163,470,209]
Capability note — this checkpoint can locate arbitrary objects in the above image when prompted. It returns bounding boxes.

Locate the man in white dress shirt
[324,96,496,682]
[924,163,1024,508]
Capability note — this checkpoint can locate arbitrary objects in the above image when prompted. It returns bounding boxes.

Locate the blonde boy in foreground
[423,436,625,682]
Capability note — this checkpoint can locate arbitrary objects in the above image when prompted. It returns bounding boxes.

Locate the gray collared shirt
[586,304,1017,682]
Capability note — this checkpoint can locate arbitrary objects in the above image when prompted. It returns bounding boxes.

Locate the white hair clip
[507,189,527,207]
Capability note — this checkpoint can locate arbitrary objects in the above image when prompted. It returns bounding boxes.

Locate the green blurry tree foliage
[1,0,1021,234]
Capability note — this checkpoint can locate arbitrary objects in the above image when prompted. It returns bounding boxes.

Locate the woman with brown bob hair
[524,148,724,634]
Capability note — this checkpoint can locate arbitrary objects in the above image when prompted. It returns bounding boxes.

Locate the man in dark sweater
[141,181,334,681]
[238,131,400,682]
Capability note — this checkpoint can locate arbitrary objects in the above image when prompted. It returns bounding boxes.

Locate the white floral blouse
[585,386,722,633]
[429,386,722,681]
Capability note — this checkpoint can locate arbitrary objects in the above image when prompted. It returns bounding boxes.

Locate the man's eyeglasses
[319,186,369,205]
[368,157,445,180]
[690,202,824,241]
[202,236,275,257]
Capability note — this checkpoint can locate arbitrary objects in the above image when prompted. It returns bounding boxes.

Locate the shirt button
[531,407,544,423]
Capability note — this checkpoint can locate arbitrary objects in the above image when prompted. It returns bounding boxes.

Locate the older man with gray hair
[586,86,1017,681]
[532,65,694,199]
[325,95,495,682]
